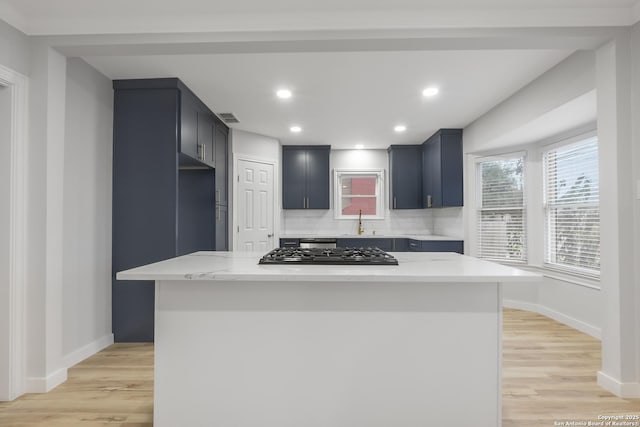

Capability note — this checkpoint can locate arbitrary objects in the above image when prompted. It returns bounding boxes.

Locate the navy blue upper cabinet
[389,145,423,209]
[180,93,199,161]
[282,148,307,209]
[422,129,463,208]
[282,145,330,209]
[196,111,215,167]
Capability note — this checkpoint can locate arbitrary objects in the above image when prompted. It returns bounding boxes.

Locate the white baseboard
[26,367,67,393]
[62,333,114,369]
[24,334,114,394]
[503,299,601,339]
[598,370,640,398]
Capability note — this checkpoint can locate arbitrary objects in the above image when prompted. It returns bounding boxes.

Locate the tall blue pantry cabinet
[112,78,228,342]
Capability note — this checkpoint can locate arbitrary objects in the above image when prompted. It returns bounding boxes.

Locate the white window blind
[476,155,526,262]
[543,137,599,275]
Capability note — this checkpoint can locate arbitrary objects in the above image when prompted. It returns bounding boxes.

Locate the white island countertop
[117,251,540,283]
[280,233,461,240]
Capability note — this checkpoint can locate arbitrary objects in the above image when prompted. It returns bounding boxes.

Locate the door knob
[267,234,274,238]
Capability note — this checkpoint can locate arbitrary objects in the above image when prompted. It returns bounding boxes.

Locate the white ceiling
[84,50,572,149]
[1,0,625,149]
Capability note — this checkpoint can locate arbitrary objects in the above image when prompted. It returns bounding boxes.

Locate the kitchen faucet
[358,209,364,235]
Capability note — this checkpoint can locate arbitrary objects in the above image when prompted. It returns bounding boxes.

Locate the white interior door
[236,159,275,252]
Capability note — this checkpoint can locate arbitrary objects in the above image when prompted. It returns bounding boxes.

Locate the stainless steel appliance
[258,247,399,265]
[299,238,337,249]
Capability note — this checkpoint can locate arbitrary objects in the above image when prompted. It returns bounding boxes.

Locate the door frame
[0,64,28,401]
[232,154,279,252]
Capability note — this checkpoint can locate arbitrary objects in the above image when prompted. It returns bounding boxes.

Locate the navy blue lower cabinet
[337,238,393,251]
[393,238,409,252]
[421,240,464,254]
[407,240,422,252]
[405,239,464,253]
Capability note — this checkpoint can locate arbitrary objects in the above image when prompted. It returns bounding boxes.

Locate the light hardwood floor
[1,309,639,426]
[0,343,153,427]
[502,309,640,426]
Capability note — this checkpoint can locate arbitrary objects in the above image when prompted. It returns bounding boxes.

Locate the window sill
[515,264,601,290]
[335,215,385,220]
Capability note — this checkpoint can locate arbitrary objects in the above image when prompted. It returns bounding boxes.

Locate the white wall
[281,149,438,237]
[0,83,11,398]
[18,40,115,394]
[232,129,281,162]
[632,20,640,392]
[0,19,29,76]
[61,58,113,365]
[0,18,30,399]
[26,41,68,392]
[595,34,638,396]
[0,33,29,401]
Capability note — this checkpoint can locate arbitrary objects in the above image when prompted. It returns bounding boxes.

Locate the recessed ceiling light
[394,125,407,133]
[290,125,302,133]
[355,144,364,149]
[422,87,439,97]
[277,89,292,99]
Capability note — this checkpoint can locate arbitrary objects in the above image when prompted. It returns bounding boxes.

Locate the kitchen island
[117,251,539,427]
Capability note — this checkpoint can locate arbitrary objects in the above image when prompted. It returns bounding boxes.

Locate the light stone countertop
[279,234,462,240]
[117,251,540,283]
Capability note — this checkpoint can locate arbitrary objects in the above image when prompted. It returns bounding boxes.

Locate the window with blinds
[476,155,526,263]
[543,137,599,275]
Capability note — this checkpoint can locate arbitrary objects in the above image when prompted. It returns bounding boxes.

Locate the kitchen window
[334,169,384,219]
[476,154,526,263]
[543,136,600,276]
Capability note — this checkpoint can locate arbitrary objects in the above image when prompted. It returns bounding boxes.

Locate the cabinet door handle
[216,205,220,221]
[203,144,206,161]
[303,197,306,209]
[197,143,205,161]
[427,194,432,208]
[267,233,274,238]
[216,189,220,203]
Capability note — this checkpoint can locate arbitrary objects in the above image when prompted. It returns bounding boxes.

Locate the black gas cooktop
[259,247,399,265]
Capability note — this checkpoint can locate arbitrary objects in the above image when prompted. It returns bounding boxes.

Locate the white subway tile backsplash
[283,209,434,236]
[283,207,464,238]
[432,207,464,238]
